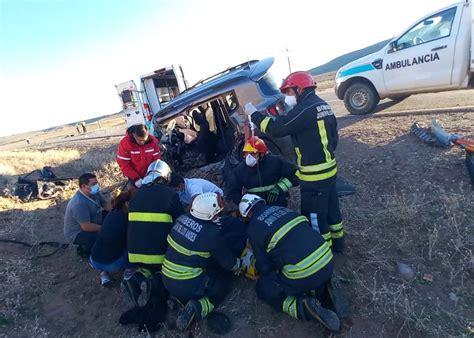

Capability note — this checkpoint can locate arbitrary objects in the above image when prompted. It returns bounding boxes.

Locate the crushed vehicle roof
[154,58,274,121]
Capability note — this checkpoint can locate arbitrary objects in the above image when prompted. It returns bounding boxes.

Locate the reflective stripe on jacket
[127,184,184,265]
[247,204,333,279]
[163,214,237,281]
[117,134,161,181]
[227,154,298,204]
[251,89,338,182]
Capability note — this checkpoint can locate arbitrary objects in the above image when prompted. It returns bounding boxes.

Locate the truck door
[115,80,149,128]
[382,6,459,93]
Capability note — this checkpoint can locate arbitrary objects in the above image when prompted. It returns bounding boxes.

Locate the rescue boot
[302,297,340,332]
[332,237,345,253]
[176,299,198,331]
[327,280,350,319]
[166,296,185,330]
[167,296,185,312]
[121,271,149,308]
[137,278,152,307]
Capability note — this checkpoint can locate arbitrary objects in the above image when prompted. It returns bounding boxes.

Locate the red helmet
[243,136,267,154]
[279,71,316,94]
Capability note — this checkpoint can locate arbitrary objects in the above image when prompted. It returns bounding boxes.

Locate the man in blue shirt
[64,173,109,255]
[169,174,223,209]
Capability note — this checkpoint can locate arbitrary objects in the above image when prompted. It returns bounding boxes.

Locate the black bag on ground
[15,166,73,201]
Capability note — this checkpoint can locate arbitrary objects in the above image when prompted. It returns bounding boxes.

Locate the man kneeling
[239,194,349,332]
[162,192,243,331]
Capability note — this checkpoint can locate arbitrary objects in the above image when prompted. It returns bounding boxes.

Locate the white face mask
[284,95,297,108]
[245,154,258,167]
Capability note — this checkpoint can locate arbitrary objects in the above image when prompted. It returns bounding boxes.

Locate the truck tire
[343,82,379,115]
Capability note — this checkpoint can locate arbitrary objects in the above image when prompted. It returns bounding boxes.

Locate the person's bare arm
[80,222,101,232]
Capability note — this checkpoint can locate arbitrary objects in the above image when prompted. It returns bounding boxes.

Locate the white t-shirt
[178,178,223,205]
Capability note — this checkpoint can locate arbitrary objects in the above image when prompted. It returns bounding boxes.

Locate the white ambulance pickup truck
[335,0,473,115]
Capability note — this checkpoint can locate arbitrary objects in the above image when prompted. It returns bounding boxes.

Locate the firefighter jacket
[162,214,237,281]
[127,183,184,265]
[227,154,299,204]
[117,134,161,182]
[247,204,333,280]
[251,89,339,183]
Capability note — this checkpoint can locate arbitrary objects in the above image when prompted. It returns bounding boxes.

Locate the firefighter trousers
[162,267,231,319]
[300,177,344,250]
[255,268,332,320]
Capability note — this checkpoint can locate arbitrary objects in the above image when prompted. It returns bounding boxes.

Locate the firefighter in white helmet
[162,192,247,331]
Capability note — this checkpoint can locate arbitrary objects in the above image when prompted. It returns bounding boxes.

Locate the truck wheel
[343,82,379,115]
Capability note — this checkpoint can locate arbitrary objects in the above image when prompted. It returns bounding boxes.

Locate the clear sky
[0,0,456,136]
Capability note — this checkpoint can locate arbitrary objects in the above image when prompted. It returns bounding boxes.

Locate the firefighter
[117,124,161,189]
[162,192,244,331]
[239,194,349,332]
[122,160,184,308]
[245,71,344,252]
[226,136,298,207]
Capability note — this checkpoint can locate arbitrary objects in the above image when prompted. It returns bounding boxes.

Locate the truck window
[225,92,239,113]
[396,7,456,50]
[154,78,179,104]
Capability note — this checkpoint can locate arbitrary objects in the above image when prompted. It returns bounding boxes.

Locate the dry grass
[343,184,473,336]
[1,109,473,336]
[0,142,123,197]
[0,149,80,174]
[314,72,336,91]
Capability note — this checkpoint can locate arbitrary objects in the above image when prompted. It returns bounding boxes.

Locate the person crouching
[162,192,243,331]
[239,194,350,332]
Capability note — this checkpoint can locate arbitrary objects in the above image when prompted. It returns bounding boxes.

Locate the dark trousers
[195,120,218,163]
[162,268,231,318]
[300,177,342,246]
[256,264,333,319]
[162,219,243,318]
[74,231,98,254]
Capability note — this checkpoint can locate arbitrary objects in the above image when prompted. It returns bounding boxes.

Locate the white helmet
[190,192,223,221]
[142,160,171,185]
[239,194,264,217]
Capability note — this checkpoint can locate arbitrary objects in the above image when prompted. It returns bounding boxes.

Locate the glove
[267,178,292,204]
[134,178,143,188]
[276,178,292,193]
[266,185,283,204]
[240,249,254,271]
[231,258,242,275]
[244,102,258,116]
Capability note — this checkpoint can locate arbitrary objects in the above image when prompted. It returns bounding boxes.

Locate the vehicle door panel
[382,6,459,93]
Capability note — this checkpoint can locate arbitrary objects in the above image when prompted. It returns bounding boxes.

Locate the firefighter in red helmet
[245,71,344,252]
[226,136,298,207]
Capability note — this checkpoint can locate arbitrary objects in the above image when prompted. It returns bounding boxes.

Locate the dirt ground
[0,108,473,337]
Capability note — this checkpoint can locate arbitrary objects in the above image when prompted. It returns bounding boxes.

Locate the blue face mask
[90,184,100,195]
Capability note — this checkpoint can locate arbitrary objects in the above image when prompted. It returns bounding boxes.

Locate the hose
[0,239,69,258]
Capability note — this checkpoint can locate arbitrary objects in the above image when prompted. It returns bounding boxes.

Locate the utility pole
[285,47,292,74]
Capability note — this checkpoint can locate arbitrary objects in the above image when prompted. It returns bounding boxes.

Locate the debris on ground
[411,122,445,147]
[412,119,474,184]
[14,166,73,201]
[422,273,434,283]
[396,262,415,281]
